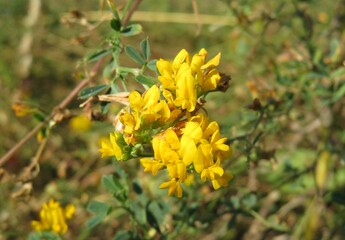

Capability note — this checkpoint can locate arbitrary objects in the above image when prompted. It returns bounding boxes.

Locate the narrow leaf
[87,214,106,229]
[332,83,345,102]
[87,49,112,63]
[135,74,157,87]
[140,38,151,60]
[102,175,122,194]
[79,85,109,99]
[125,46,145,65]
[87,201,111,214]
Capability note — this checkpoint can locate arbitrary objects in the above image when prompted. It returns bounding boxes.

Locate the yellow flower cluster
[31,199,75,234]
[141,113,232,197]
[99,48,232,197]
[157,48,222,112]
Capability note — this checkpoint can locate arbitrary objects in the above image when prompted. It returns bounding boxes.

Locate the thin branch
[122,0,142,26]
[0,0,144,168]
[0,59,103,167]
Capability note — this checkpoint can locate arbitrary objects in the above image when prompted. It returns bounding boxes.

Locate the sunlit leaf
[121,24,142,37]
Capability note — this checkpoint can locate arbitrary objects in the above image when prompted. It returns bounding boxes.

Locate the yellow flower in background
[69,115,91,132]
[31,199,75,234]
[11,102,36,117]
[99,132,123,160]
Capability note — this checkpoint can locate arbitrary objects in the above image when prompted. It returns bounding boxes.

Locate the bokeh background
[1,0,345,239]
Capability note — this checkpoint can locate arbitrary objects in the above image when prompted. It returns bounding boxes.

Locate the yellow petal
[201,52,221,70]
[172,49,189,71]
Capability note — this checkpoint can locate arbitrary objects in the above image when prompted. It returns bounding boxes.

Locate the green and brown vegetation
[1,0,345,239]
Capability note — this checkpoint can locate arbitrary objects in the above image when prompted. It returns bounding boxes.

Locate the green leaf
[110,18,121,31]
[147,201,167,224]
[87,214,106,229]
[28,232,61,240]
[330,67,345,79]
[121,24,142,37]
[132,180,143,194]
[102,174,128,202]
[103,61,115,79]
[140,38,151,60]
[129,201,146,225]
[86,49,112,63]
[113,231,132,240]
[147,59,158,72]
[102,175,122,194]
[329,191,345,206]
[135,74,157,87]
[87,201,112,229]
[101,101,110,114]
[107,1,121,20]
[79,84,109,99]
[146,200,169,233]
[33,112,46,122]
[125,46,145,65]
[87,201,111,214]
[242,193,257,209]
[27,233,41,240]
[332,83,345,102]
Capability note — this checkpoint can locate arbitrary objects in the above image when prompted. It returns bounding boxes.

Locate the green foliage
[1,0,345,239]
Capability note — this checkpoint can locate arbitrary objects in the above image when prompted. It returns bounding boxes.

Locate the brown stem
[0,59,103,167]
[0,0,143,167]
[122,0,142,26]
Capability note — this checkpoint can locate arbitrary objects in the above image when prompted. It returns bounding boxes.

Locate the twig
[0,0,143,167]
[192,0,201,35]
[0,59,103,167]
[122,0,142,26]
[227,109,264,144]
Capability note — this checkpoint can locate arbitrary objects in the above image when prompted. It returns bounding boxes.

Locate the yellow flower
[173,63,197,112]
[31,199,75,234]
[99,132,123,160]
[69,115,91,132]
[159,178,183,198]
[129,85,160,112]
[140,158,165,175]
[156,48,222,113]
[157,49,197,112]
[119,110,141,136]
[11,102,36,117]
[211,172,233,190]
[191,48,221,93]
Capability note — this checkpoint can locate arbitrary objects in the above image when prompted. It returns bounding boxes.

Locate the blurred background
[1,0,345,239]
